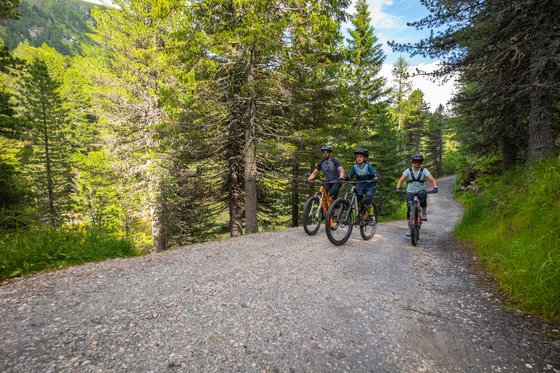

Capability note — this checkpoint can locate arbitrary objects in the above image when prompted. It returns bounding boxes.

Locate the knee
[364,196,372,205]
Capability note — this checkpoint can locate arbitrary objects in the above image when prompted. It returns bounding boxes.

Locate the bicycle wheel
[303,196,322,235]
[325,198,353,246]
[360,203,378,240]
[410,205,419,246]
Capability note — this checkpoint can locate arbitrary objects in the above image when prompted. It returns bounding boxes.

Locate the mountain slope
[0,0,98,55]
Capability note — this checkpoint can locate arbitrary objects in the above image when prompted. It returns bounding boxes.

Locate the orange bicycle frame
[320,185,332,214]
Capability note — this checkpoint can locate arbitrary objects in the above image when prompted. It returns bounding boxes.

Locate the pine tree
[390,56,412,131]
[426,104,445,177]
[403,89,430,156]
[89,0,183,251]
[18,58,71,224]
[345,0,387,130]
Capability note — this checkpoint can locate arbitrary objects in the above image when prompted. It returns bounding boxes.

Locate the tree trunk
[229,159,244,237]
[527,20,556,164]
[41,103,56,223]
[244,128,258,234]
[291,158,299,227]
[244,49,258,234]
[150,177,166,252]
[527,90,555,163]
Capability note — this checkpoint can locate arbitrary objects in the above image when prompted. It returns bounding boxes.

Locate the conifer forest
[0,0,558,255]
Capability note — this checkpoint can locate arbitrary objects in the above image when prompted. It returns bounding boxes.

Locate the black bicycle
[325,181,378,246]
[398,190,435,246]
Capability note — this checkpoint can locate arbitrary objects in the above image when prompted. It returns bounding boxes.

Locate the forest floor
[1,176,559,372]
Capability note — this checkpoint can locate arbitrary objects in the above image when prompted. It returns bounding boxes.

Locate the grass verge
[454,157,560,321]
[0,227,139,281]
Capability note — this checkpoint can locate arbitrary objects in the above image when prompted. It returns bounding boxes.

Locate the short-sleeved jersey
[316,157,342,182]
[348,163,377,182]
[403,167,431,193]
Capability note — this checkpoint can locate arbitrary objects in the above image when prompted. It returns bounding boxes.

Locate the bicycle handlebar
[396,190,436,196]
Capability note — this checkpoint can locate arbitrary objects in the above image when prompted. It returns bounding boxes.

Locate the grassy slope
[455,157,560,321]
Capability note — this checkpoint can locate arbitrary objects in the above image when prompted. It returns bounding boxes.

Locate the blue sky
[83,0,455,109]
[354,0,456,110]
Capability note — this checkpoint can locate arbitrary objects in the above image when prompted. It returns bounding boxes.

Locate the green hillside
[0,0,98,55]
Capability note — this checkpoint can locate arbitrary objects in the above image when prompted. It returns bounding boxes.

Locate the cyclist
[344,148,379,221]
[307,145,345,200]
[395,153,438,236]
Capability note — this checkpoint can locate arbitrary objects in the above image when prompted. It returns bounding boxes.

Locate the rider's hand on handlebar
[433,187,438,193]
[395,188,401,194]
[306,179,313,184]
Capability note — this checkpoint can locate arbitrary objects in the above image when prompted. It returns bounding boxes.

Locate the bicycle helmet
[411,153,424,162]
[354,148,369,157]
[320,145,333,152]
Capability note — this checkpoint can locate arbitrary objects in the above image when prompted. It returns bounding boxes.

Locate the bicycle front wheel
[360,203,378,240]
[325,199,353,246]
[303,196,322,235]
[410,205,419,246]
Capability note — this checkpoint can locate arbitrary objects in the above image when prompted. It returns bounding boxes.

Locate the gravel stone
[0,176,559,372]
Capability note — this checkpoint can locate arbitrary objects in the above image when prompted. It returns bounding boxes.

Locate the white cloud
[381,61,457,110]
[367,0,403,29]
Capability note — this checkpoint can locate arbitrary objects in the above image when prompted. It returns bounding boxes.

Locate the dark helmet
[320,145,333,152]
[354,148,369,157]
[411,153,424,162]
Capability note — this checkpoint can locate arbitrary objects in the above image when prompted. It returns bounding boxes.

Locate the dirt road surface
[1,176,559,372]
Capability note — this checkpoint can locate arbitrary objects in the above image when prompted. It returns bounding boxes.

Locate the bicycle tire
[410,204,418,246]
[325,198,353,246]
[303,196,322,235]
[360,203,378,240]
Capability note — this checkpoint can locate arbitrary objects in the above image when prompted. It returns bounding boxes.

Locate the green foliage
[0,0,96,55]
[0,0,21,20]
[0,226,138,281]
[455,157,560,321]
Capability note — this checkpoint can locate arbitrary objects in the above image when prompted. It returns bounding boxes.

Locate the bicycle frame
[339,186,360,225]
[307,182,333,224]
[338,181,376,227]
[399,190,434,245]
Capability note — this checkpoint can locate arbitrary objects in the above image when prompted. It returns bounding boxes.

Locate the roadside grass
[0,227,139,281]
[455,157,560,321]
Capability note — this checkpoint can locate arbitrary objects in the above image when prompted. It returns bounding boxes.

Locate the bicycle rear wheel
[326,199,353,246]
[360,203,378,240]
[410,205,419,246]
[303,196,322,235]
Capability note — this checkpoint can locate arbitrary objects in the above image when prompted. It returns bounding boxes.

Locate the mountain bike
[302,181,337,235]
[398,190,435,246]
[325,181,378,246]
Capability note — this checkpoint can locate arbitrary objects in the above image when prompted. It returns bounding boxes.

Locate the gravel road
[1,176,559,372]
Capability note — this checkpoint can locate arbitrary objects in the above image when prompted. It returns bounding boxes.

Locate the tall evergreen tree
[391,0,559,164]
[18,58,71,224]
[426,104,445,176]
[390,56,412,130]
[403,89,430,156]
[189,0,350,236]
[345,0,387,130]
[89,0,183,251]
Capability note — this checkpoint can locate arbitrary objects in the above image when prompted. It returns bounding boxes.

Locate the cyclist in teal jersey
[344,148,379,217]
[395,154,438,235]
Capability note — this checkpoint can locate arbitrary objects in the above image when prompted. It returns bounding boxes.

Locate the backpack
[408,167,425,183]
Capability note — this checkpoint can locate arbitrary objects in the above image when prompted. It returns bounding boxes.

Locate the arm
[427,174,438,191]
[307,168,319,182]
[337,165,345,179]
[396,174,407,189]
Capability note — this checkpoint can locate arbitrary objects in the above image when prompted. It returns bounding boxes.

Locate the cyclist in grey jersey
[307,145,345,200]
